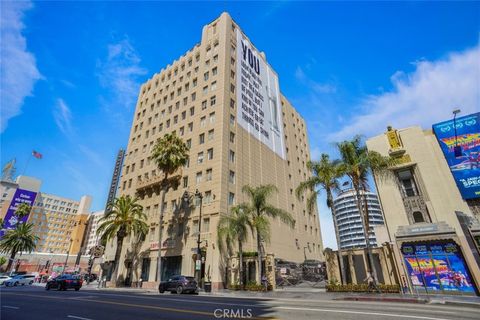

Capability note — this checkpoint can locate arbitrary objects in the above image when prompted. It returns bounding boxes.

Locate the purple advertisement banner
[0,188,37,237]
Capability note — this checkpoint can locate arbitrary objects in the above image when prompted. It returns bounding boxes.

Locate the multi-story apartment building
[85,210,105,254]
[333,189,385,250]
[367,121,480,295]
[106,12,323,289]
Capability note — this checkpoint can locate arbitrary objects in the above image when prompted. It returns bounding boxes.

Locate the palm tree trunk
[329,193,347,284]
[361,190,379,282]
[157,175,168,284]
[6,250,16,273]
[112,235,124,286]
[256,228,262,285]
[238,239,244,288]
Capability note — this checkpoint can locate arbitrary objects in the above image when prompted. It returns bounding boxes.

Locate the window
[190,107,195,116]
[193,220,199,234]
[228,192,235,205]
[209,112,215,123]
[206,168,212,181]
[203,86,208,95]
[230,84,235,93]
[213,54,218,62]
[186,139,192,148]
[208,129,214,141]
[199,133,205,144]
[397,169,418,197]
[211,81,217,91]
[191,92,196,101]
[193,78,197,87]
[230,114,235,125]
[196,172,202,184]
[210,95,216,106]
[204,192,212,205]
[229,171,235,184]
[413,211,425,223]
[230,132,235,143]
[207,148,213,160]
[212,67,217,76]
[204,72,209,81]
[188,122,193,132]
[179,126,184,136]
[202,100,207,110]
[197,152,204,164]
[229,150,235,163]
[202,217,210,231]
[200,116,206,127]
[230,99,235,109]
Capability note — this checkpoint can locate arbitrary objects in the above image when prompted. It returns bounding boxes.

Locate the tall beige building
[367,126,480,295]
[106,12,323,289]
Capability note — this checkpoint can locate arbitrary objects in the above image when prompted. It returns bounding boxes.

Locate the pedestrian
[261,274,268,291]
[364,270,381,293]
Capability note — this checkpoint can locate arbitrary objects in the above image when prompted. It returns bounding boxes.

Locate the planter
[204,281,212,293]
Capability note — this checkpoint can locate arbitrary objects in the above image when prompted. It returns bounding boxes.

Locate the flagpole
[22,154,32,176]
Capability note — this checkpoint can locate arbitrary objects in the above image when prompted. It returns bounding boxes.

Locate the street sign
[89,245,105,258]
[195,259,201,271]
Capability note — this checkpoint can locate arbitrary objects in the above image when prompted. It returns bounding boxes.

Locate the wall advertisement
[236,29,286,159]
[401,242,475,294]
[432,112,480,199]
[0,188,37,238]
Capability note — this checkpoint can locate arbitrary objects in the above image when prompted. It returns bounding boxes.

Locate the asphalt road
[1,285,479,320]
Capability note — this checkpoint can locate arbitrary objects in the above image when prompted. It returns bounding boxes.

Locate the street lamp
[62,239,74,276]
[453,109,462,158]
[182,189,204,287]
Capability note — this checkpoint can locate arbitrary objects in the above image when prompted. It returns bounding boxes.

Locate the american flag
[32,150,43,159]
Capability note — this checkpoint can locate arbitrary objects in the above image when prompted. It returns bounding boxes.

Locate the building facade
[106,12,323,289]
[367,126,480,295]
[85,210,105,254]
[333,189,385,250]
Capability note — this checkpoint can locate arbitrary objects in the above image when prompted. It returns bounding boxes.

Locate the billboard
[432,112,480,199]
[236,29,286,159]
[0,188,37,237]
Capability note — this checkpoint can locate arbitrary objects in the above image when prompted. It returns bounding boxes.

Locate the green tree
[217,204,253,288]
[241,184,295,283]
[296,154,347,284]
[336,135,395,280]
[97,195,148,285]
[0,223,38,272]
[15,203,32,220]
[150,133,189,283]
[0,256,7,271]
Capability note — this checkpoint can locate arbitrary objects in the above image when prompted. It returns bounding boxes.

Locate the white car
[4,274,35,287]
[0,275,12,285]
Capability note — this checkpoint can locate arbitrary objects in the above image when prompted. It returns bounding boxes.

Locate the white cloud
[0,1,42,132]
[97,38,147,112]
[295,66,337,94]
[328,45,480,141]
[53,98,73,135]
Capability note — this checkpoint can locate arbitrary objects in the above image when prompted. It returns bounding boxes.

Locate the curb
[337,296,427,304]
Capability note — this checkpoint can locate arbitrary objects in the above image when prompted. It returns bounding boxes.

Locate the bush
[326,283,400,293]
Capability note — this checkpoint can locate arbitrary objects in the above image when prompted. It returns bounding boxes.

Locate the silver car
[0,275,12,285]
[4,274,35,287]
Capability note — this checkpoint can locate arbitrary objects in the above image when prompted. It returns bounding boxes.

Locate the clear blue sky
[1,1,479,249]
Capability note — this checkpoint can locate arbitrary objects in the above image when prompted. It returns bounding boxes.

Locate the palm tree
[336,135,395,280]
[97,195,148,285]
[296,154,347,284]
[241,184,295,284]
[0,223,38,272]
[15,203,32,220]
[217,204,253,288]
[150,133,189,283]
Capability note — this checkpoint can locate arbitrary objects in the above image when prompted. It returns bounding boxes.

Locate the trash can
[204,281,212,293]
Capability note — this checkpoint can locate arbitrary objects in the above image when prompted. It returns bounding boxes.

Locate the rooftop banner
[236,29,286,160]
[432,112,480,199]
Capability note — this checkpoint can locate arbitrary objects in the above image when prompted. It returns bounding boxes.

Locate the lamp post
[182,189,203,287]
[62,239,73,275]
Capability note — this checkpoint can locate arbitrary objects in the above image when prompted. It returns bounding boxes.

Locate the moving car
[46,274,83,291]
[0,275,12,285]
[4,274,35,287]
[158,275,198,294]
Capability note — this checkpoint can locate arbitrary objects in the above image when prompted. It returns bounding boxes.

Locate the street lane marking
[67,316,93,320]
[275,306,450,320]
[1,293,277,320]
[2,306,19,309]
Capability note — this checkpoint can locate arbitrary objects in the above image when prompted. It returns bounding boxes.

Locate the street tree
[0,223,38,272]
[97,195,148,286]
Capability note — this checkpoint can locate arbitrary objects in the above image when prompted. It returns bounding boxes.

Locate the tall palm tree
[0,223,38,272]
[337,135,395,280]
[296,154,347,284]
[15,203,32,220]
[150,133,189,283]
[241,184,295,284]
[217,204,253,287]
[97,195,148,285]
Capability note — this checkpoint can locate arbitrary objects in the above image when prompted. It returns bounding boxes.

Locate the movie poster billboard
[432,112,480,199]
[0,188,37,238]
[236,29,286,159]
[402,242,475,294]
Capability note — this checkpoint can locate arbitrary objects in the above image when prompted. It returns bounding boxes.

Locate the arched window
[413,211,424,223]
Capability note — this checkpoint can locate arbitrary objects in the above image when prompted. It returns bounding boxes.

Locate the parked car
[158,275,198,294]
[4,274,35,287]
[46,274,83,291]
[0,275,12,285]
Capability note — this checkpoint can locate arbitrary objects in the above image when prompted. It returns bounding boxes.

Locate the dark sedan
[46,274,83,291]
[159,275,198,294]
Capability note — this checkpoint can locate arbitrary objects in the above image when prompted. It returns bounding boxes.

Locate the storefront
[401,241,476,295]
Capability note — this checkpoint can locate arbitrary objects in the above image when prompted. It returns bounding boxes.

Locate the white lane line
[275,306,450,320]
[2,306,19,309]
[67,316,93,320]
